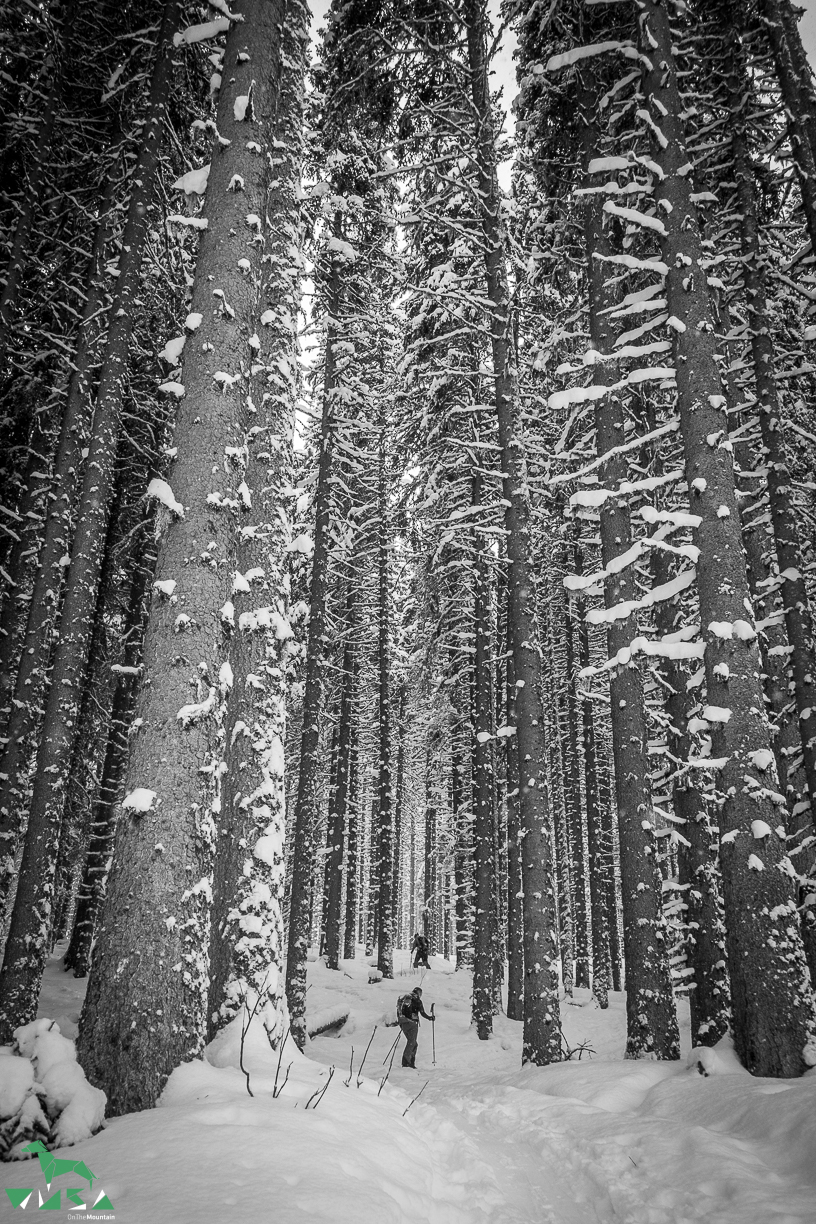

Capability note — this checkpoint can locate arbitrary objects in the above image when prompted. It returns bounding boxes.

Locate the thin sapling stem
[402,1080,429,1117]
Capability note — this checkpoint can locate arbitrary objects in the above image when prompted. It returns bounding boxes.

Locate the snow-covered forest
[1,0,816,1218]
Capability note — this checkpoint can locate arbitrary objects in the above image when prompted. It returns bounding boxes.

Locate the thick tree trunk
[639,0,816,1076]
[465,0,561,1065]
[492,581,508,1005]
[326,591,358,970]
[451,722,471,969]
[365,797,378,957]
[409,790,417,942]
[343,712,360,961]
[648,540,730,1048]
[563,546,590,991]
[423,795,436,954]
[578,96,679,1056]
[572,545,610,1011]
[375,427,394,979]
[741,508,798,805]
[320,725,340,958]
[505,628,524,1020]
[599,767,623,994]
[207,0,304,1039]
[471,468,495,1038]
[77,0,297,1112]
[392,681,407,947]
[543,580,574,999]
[719,19,816,825]
[285,259,340,1045]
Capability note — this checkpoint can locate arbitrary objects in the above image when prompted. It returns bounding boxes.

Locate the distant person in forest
[396,987,435,1068]
[411,931,430,969]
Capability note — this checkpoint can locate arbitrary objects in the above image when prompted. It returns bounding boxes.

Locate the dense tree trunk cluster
[1,0,816,1121]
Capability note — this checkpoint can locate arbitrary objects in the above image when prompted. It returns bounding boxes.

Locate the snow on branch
[594,251,668,274]
[603,201,666,235]
[565,529,698,593]
[586,568,696,625]
[579,633,705,678]
[173,18,230,46]
[545,41,638,73]
[550,419,679,484]
[569,469,683,508]
[639,505,701,530]
[548,366,675,413]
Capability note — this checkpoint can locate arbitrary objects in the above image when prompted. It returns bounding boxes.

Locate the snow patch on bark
[177,687,217,728]
[147,478,185,518]
[123,788,157,813]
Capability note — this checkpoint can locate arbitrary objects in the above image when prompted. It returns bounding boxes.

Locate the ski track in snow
[4,943,813,1223]
[307,951,816,1224]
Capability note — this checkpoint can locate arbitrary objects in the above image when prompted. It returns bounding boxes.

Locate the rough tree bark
[326,588,357,969]
[639,0,816,1076]
[544,578,574,999]
[465,0,561,1065]
[471,466,495,1038]
[77,0,298,1111]
[207,2,306,1040]
[451,721,471,969]
[576,84,679,1056]
[572,541,610,1011]
[375,419,394,979]
[505,624,524,1020]
[563,536,590,991]
[391,679,407,945]
[718,9,816,825]
[343,707,360,961]
[648,537,730,1048]
[285,256,340,1047]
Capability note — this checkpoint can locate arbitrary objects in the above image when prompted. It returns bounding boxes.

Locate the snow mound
[0,1019,105,1158]
[686,1033,749,1078]
[203,1012,294,1077]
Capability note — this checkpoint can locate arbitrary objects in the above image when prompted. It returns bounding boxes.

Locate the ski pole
[431,1003,436,1066]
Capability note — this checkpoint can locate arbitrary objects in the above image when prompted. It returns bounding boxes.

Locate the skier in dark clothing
[397,987,434,1068]
[411,931,430,969]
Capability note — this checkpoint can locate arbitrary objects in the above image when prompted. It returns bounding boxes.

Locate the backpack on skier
[396,994,413,1025]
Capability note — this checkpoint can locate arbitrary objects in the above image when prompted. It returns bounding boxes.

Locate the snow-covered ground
[1,944,814,1222]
